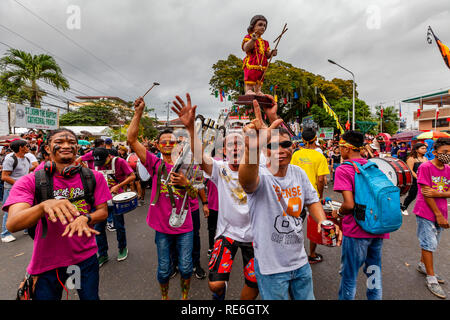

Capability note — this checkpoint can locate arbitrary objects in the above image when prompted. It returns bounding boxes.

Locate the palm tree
[0,48,69,108]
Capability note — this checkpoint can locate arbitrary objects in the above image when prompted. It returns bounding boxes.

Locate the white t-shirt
[204,159,252,243]
[247,164,319,275]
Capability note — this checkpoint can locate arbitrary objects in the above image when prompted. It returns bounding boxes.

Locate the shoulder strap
[342,160,361,174]
[33,170,52,239]
[151,162,165,206]
[78,167,96,208]
[12,154,18,171]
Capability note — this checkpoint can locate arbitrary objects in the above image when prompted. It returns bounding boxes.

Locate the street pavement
[0,182,449,300]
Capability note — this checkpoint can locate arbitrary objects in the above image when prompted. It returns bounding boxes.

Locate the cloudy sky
[1,0,449,128]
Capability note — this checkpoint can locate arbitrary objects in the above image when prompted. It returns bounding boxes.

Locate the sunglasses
[267,140,293,150]
[159,140,177,147]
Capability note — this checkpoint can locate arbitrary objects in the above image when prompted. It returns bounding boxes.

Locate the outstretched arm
[171,93,213,176]
[127,97,148,165]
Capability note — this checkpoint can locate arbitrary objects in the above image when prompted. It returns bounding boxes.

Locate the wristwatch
[83,213,92,224]
[203,201,208,205]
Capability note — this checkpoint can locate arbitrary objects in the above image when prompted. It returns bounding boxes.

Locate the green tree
[209,55,360,123]
[0,77,29,104]
[375,106,399,135]
[0,48,69,108]
[60,99,158,140]
[309,97,373,133]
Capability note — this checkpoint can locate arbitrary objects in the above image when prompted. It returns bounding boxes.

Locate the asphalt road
[0,182,449,300]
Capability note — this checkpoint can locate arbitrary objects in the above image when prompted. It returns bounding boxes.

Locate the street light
[328,59,355,130]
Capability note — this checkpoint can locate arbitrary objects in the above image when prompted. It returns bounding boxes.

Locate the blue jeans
[338,236,383,300]
[170,209,201,266]
[155,231,193,284]
[254,259,315,300]
[94,206,127,257]
[1,188,12,238]
[33,254,99,300]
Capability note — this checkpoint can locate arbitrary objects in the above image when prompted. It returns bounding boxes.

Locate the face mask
[436,153,450,164]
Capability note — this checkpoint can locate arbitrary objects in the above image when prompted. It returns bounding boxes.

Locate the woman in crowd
[401,143,428,215]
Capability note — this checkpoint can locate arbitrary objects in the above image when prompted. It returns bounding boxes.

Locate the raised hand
[243,99,283,152]
[134,97,145,114]
[171,93,197,131]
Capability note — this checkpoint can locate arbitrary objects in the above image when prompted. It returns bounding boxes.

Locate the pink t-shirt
[144,151,193,234]
[333,158,389,239]
[190,197,199,212]
[413,161,450,222]
[81,151,95,170]
[206,179,219,211]
[2,170,111,275]
[96,157,134,193]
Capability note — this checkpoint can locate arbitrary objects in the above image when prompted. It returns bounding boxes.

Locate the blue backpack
[343,160,402,234]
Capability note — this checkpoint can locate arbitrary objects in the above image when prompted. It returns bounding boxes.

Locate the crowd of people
[0,93,449,301]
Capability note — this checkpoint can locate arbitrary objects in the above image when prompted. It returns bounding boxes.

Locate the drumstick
[143,82,160,97]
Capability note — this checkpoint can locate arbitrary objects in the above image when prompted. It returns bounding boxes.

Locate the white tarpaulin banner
[12,104,59,130]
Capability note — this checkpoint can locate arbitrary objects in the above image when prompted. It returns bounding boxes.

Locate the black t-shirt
[107,147,119,156]
[331,154,341,164]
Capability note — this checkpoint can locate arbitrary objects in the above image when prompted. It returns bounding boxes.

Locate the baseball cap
[105,138,113,144]
[93,147,110,167]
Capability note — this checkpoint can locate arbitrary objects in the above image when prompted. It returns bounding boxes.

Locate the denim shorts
[254,259,314,300]
[416,215,442,252]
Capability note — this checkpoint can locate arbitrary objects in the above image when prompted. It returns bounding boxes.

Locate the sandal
[308,253,323,264]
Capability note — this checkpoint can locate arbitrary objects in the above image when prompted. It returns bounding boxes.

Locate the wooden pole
[260,23,288,83]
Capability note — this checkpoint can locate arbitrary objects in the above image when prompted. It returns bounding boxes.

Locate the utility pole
[166,102,171,127]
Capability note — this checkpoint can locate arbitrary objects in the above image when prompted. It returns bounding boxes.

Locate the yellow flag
[320,93,344,134]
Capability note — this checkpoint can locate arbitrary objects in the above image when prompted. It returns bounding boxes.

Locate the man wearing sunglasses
[238,99,342,300]
[128,98,198,300]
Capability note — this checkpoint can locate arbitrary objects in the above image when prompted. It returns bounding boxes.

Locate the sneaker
[426,279,447,299]
[170,266,179,279]
[23,229,28,235]
[212,281,227,300]
[106,222,116,232]
[207,249,213,258]
[401,209,409,216]
[117,248,128,261]
[98,255,109,267]
[1,235,16,243]
[193,263,206,279]
[417,262,445,284]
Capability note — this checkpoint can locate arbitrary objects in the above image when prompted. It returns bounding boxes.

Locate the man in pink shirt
[413,138,450,299]
[2,128,111,300]
[332,131,388,300]
[128,97,198,300]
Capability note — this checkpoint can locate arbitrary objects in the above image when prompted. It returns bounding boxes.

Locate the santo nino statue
[242,15,278,96]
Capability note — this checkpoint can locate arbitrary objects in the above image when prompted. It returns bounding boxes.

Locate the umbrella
[77,139,91,146]
[391,130,423,141]
[414,131,450,140]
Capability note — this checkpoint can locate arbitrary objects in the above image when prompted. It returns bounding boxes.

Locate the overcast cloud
[1,0,449,128]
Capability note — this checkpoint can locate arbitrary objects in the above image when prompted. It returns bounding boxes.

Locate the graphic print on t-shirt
[271,184,303,243]
[432,176,449,192]
[53,187,89,214]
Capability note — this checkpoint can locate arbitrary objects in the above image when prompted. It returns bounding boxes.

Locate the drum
[368,157,412,195]
[112,192,138,214]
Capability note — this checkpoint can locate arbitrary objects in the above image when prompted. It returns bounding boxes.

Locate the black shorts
[208,235,258,288]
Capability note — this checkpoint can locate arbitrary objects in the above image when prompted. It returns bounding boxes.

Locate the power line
[0,24,133,99]
[12,0,142,96]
